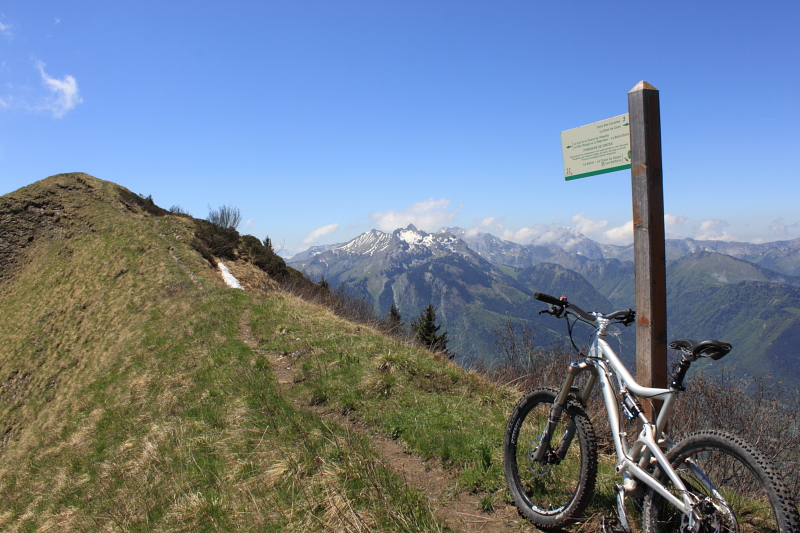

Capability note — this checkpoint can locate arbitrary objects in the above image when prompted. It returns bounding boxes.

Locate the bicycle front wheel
[643,430,800,533]
[503,388,597,529]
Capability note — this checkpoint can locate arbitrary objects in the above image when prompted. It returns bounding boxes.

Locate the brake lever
[538,306,567,318]
[620,309,636,327]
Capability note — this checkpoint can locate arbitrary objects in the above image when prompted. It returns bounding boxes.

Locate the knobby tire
[503,388,598,530]
[643,430,800,533]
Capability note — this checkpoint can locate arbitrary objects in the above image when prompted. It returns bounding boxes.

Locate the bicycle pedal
[601,516,630,533]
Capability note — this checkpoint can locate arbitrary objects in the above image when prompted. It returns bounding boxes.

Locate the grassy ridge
[0,174,447,531]
[2,173,645,532]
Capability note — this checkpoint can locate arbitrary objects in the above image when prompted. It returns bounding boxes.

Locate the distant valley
[289,226,800,388]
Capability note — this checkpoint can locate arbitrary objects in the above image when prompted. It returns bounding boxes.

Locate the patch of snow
[340,230,392,256]
[399,229,424,245]
[218,262,245,290]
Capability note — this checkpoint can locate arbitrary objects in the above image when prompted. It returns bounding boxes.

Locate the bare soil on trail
[238,314,538,533]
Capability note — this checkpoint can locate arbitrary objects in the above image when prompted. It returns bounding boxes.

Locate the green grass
[0,173,630,531]
[0,174,444,532]
[248,294,518,493]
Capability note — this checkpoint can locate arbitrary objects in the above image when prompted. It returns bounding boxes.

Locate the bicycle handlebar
[533,291,564,306]
[534,292,635,326]
[604,309,636,325]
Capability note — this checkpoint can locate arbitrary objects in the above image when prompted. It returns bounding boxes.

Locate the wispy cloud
[769,217,799,237]
[498,224,558,245]
[0,20,12,40]
[603,221,633,244]
[664,214,691,239]
[469,212,701,246]
[370,198,460,232]
[497,225,540,243]
[465,217,499,237]
[303,223,340,244]
[35,60,82,118]
[490,222,593,249]
[571,212,608,236]
[695,219,736,241]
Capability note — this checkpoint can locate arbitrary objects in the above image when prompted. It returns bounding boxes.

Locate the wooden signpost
[627,82,667,403]
[561,81,667,409]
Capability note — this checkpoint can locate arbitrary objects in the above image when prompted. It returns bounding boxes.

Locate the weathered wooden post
[627,81,668,406]
[560,82,668,413]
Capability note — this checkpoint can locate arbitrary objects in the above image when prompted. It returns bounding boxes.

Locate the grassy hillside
[665,255,800,382]
[5,173,794,532]
[0,174,539,532]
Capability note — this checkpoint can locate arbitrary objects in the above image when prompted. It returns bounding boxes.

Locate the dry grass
[0,174,442,532]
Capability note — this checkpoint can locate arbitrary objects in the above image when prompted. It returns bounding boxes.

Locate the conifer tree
[388,303,404,334]
[411,302,448,354]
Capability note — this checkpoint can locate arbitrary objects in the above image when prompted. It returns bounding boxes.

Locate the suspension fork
[532,360,597,462]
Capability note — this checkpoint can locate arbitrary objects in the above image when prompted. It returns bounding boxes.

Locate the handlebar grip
[534,292,564,306]
[604,309,636,325]
[534,291,597,323]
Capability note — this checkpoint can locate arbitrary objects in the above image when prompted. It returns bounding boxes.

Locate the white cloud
[0,20,12,40]
[695,219,736,241]
[370,198,459,232]
[35,60,82,118]
[303,223,339,244]
[769,217,799,237]
[498,212,628,245]
[465,219,564,246]
[497,223,581,247]
[463,210,754,247]
[276,245,305,259]
[463,218,567,245]
[603,221,634,245]
[465,216,500,237]
[571,212,608,236]
[664,214,691,239]
[499,226,539,243]
[245,218,254,228]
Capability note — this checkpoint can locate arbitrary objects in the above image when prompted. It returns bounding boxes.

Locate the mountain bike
[503,292,800,532]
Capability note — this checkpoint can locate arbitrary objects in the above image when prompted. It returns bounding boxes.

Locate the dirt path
[238,313,534,533]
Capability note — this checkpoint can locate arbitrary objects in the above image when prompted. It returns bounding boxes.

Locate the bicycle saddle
[668,339,732,360]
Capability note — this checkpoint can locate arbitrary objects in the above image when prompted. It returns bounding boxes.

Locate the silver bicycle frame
[555,315,696,518]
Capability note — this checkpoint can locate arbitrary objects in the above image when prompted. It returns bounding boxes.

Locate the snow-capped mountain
[287,225,800,384]
[288,225,616,364]
[289,225,484,279]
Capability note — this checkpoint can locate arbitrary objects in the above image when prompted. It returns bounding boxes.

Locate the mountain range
[289,226,800,388]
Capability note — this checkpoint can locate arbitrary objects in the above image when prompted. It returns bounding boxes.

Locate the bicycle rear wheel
[642,430,800,533]
[503,388,597,529]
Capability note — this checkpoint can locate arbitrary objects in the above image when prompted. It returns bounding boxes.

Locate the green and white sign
[561,114,631,181]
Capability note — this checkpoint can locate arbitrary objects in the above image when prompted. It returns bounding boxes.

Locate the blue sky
[2,1,799,257]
